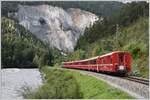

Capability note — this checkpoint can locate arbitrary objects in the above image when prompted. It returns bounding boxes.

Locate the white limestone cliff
[17,5,99,52]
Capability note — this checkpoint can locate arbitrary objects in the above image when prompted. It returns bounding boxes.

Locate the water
[1,68,43,99]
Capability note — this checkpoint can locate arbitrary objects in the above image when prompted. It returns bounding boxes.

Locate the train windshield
[118,53,124,64]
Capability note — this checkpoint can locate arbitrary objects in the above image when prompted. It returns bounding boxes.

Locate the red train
[62,51,132,76]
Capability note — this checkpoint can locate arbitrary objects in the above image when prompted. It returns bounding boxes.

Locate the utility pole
[116,24,119,48]
[116,24,119,40]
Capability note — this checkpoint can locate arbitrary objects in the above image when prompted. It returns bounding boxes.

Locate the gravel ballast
[63,68,149,99]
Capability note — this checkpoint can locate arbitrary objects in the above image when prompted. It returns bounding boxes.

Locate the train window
[90,60,92,64]
[108,56,112,63]
[110,57,112,63]
[104,59,106,64]
[101,59,103,64]
[106,57,109,63]
[107,57,110,64]
[85,61,88,65]
[94,60,96,64]
[119,53,124,62]
[104,57,106,63]
[91,60,96,64]
[102,58,105,64]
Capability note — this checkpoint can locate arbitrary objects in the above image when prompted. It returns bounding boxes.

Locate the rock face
[17,5,98,52]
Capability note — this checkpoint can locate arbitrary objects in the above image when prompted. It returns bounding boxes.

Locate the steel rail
[124,76,149,85]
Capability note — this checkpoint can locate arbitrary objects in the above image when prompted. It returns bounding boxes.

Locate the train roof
[63,51,129,64]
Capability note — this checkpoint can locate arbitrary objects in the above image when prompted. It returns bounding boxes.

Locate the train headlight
[119,65,124,70]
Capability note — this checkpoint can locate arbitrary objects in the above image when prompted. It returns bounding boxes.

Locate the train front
[113,52,132,75]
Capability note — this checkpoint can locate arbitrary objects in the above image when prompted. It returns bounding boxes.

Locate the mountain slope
[2,1,124,17]
[67,17,149,78]
[1,17,53,68]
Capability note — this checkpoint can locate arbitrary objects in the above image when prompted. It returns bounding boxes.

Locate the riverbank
[22,67,133,99]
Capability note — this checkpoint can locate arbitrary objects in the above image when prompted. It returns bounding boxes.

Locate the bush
[117,1,149,27]
[22,68,83,99]
[123,41,146,59]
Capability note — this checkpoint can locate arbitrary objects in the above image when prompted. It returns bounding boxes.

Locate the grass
[21,67,82,99]
[21,67,134,99]
[62,68,133,99]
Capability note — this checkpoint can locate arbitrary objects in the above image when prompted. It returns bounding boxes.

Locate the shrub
[21,68,83,99]
[123,41,147,59]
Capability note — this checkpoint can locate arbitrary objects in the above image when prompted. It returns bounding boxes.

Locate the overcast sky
[120,0,149,3]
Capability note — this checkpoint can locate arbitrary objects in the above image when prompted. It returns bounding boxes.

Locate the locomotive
[62,51,132,76]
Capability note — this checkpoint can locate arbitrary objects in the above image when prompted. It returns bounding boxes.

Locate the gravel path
[1,68,43,99]
[63,68,149,99]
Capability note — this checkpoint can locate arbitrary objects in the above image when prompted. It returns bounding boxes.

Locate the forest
[2,1,123,17]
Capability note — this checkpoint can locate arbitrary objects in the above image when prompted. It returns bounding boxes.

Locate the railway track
[64,68,149,86]
[61,68,149,98]
[124,76,149,85]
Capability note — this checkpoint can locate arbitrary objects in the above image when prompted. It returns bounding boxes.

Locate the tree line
[1,17,54,68]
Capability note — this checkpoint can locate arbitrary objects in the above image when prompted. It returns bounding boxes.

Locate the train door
[118,52,132,73]
[112,53,119,71]
[96,57,102,72]
[112,53,124,72]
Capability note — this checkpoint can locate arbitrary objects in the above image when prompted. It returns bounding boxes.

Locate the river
[1,68,43,99]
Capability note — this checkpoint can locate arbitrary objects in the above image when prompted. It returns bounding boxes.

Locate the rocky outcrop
[17,5,99,52]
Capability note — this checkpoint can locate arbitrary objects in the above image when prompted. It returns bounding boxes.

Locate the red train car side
[62,51,132,75]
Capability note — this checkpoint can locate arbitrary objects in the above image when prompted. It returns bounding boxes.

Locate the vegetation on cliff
[66,2,149,78]
[1,17,54,68]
